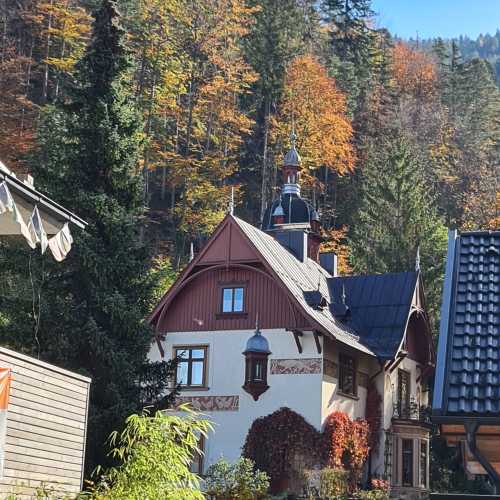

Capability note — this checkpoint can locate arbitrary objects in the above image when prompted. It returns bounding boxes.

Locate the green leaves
[86,408,212,500]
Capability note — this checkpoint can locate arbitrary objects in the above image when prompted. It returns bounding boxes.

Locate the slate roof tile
[434,230,500,416]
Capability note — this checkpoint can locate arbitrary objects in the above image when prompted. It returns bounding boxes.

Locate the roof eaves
[0,169,87,229]
[432,229,458,414]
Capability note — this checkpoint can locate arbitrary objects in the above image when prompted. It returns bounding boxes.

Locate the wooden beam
[292,330,303,354]
[313,331,322,354]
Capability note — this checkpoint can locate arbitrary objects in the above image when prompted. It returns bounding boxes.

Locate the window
[398,369,411,418]
[420,440,428,488]
[402,439,413,486]
[221,286,245,313]
[175,346,208,388]
[190,435,205,475]
[339,354,357,396]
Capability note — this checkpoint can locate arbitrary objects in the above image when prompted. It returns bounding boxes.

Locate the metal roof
[235,216,377,356]
[433,230,500,417]
[328,272,418,359]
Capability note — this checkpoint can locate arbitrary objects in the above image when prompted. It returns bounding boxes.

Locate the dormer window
[221,286,244,313]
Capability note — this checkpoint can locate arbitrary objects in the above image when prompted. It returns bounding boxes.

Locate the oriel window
[339,354,357,396]
[175,346,208,388]
[222,287,244,313]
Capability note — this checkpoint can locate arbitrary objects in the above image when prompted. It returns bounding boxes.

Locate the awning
[0,162,86,261]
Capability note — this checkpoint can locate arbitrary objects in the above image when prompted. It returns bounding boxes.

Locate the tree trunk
[41,0,54,103]
[260,99,271,221]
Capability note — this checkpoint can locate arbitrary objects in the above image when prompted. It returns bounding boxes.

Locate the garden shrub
[304,467,349,499]
[204,457,269,500]
[242,407,325,491]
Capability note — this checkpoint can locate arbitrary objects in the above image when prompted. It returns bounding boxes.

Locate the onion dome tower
[261,132,324,262]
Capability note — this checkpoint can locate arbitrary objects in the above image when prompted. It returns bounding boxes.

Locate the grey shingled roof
[235,216,420,358]
[328,272,418,360]
[433,230,500,417]
[233,216,376,356]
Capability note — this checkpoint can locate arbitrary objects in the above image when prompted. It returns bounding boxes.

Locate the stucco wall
[149,328,323,469]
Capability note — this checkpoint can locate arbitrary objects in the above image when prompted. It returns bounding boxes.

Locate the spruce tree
[25,0,176,473]
[321,0,376,111]
[350,134,448,329]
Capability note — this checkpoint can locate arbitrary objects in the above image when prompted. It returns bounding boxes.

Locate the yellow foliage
[271,55,355,192]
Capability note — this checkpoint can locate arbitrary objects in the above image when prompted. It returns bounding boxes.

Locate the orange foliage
[391,42,437,99]
[272,55,355,189]
[323,411,370,489]
[0,49,36,172]
[320,226,352,275]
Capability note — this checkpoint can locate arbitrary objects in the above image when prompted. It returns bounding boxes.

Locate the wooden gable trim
[392,273,434,366]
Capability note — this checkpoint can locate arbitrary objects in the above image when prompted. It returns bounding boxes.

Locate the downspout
[367,360,388,483]
[465,422,500,494]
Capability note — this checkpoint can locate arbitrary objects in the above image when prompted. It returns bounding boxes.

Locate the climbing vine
[324,411,370,488]
[242,407,325,490]
[243,407,370,492]
[365,381,383,453]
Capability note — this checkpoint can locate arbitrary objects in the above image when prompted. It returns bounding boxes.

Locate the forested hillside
[416,30,500,84]
[0,0,498,476]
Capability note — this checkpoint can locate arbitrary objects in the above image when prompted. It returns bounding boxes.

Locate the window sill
[337,390,359,401]
[216,312,248,320]
[178,386,210,392]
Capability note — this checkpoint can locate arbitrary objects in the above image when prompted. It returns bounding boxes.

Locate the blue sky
[371,0,500,39]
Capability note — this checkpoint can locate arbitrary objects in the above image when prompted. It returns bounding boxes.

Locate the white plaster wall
[149,328,323,469]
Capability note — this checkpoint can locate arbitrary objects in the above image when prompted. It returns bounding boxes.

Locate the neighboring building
[0,162,90,498]
[0,347,90,499]
[149,138,435,497]
[432,230,500,493]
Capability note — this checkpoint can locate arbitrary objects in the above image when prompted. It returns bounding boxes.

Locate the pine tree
[320,0,376,111]
[350,134,447,327]
[26,0,177,473]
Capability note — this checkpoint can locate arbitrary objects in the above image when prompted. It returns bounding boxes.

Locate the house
[0,162,91,498]
[432,230,500,494]
[149,138,435,497]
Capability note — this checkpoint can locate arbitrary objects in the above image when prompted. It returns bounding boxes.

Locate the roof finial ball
[242,313,271,401]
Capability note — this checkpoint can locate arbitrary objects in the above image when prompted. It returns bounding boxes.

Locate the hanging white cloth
[0,181,73,260]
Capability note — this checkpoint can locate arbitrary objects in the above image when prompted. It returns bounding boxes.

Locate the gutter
[0,169,87,229]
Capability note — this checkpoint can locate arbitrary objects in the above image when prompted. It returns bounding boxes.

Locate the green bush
[204,457,270,499]
[304,467,350,499]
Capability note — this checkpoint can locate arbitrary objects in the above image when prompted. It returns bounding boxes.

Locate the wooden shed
[0,347,91,498]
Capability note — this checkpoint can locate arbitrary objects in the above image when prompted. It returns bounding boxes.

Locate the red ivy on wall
[242,407,325,491]
[243,407,370,492]
[365,381,383,453]
[323,411,370,488]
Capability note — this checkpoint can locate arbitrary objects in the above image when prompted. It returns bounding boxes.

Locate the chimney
[275,230,308,262]
[319,252,337,277]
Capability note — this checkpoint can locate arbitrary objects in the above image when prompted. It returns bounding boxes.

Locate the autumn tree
[271,55,355,228]
[242,0,320,219]
[158,0,258,259]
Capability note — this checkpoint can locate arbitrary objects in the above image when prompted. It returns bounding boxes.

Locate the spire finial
[255,312,260,333]
[229,186,235,215]
[415,245,421,272]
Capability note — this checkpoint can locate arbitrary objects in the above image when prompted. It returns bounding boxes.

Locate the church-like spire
[282,130,302,196]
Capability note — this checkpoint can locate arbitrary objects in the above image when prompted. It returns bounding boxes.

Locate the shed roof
[433,230,500,418]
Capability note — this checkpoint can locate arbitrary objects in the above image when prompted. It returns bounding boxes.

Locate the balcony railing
[392,399,431,424]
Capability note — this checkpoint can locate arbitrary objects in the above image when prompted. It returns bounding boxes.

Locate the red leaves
[243,407,370,492]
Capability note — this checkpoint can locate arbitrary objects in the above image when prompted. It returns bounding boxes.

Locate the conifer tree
[25,0,177,473]
[350,134,447,327]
